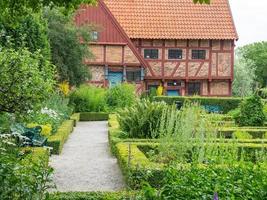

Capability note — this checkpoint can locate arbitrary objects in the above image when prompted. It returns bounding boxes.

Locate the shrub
[154,96,242,113]
[80,112,109,121]
[233,130,252,139]
[106,83,136,110]
[0,48,55,114]
[137,163,267,199]
[47,120,74,154]
[235,94,265,126]
[21,93,72,133]
[69,85,107,112]
[117,100,167,138]
[0,136,53,200]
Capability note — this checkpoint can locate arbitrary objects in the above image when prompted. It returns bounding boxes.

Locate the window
[187,82,201,95]
[91,31,98,41]
[192,50,206,59]
[144,49,159,59]
[167,81,181,86]
[126,71,141,82]
[168,49,183,59]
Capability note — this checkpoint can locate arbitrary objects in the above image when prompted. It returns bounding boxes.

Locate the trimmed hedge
[49,191,135,200]
[47,120,74,154]
[115,141,267,188]
[80,112,109,121]
[219,127,267,139]
[154,96,242,113]
[70,113,80,126]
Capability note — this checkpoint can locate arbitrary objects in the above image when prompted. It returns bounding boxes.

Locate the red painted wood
[76,4,125,43]
[170,62,181,77]
[194,62,205,77]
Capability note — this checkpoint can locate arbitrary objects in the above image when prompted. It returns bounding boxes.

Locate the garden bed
[47,119,75,154]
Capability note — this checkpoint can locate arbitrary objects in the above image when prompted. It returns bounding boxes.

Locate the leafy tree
[44,8,92,86]
[0,48,55,114]
[0,0,97,25]
[0,13,50,61]
[235,94,265,126]
[239,42,267,87]
[232,55,256,97]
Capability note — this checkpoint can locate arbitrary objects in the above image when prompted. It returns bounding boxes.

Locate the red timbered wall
[132,39,234,96]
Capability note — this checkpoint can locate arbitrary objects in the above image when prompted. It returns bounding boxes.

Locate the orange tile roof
[103,0,238,40]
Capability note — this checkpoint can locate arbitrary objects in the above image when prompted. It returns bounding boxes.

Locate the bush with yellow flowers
[27,123,52,137]
[59,81,70,96]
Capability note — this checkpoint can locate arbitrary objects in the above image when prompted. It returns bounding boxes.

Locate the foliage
[69,85,107,112]
[117,100,167,138]
[44,7,92,86]
[0,136,53,200]
[235,94,265,126]
[264,103,267,119]
[232,55,256,97]
[47,120,74,154]
[238,42,267,87]
[137,163,267,199]
[233,130,253,140]
[21,93,72,133]
[49,191,135,200]
[259,88,267,99]
[0,48,55,114]
[106,83,137,110]
[0,13,50,61]
[156,104,238,164]
[154,96,242,113]
[0,113,12,134]
[59,81,71,96]
[80,112,109,121]
[0,0,96,25]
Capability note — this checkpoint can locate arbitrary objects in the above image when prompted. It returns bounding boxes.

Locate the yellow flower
[41,124,52,137]
[27,123,52,137]
[59,81,70,96]
[157,85,164,96]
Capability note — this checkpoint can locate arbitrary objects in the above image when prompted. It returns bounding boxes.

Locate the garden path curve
[49,121,125,192]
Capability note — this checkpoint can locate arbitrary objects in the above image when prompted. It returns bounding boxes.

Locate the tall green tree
[239,42,267,87]
[232,55,256,97]
[0,48,55,114]
[44,8,92,86]
[0,0,96,25]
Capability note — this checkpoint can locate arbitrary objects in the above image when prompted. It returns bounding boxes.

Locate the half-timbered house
[75,0,238,96]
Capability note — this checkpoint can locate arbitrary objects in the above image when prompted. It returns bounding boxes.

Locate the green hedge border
[49,191,135,200]
[80,112,109,121]
[70,113,80,126]
[154,96,242,113]
[47,120,75,154]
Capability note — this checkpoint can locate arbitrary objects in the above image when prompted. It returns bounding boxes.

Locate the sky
[229,0,267,47]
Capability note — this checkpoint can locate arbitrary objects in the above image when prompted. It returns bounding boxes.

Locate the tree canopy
[0,0,97,25]
[44,8,92,86]
[238,42,267,87]
[0,48,55,114]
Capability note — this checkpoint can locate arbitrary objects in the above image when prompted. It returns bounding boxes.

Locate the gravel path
[49,121,125,192]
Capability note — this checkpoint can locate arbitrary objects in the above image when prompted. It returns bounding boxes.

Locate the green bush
[154,96,242,113]
[137,164,267,199]
[47,120,74,154]
[0,137,53,200]
[70,85,107,112]
[80,112,109,121]
[117,100,167,138]
[70,113,80,126]
[106,83,136,110]
[233,130,252,139]
[264,103,267,119]
[235,94,265,126]
[21,93,73,133]
[49,191,134,200]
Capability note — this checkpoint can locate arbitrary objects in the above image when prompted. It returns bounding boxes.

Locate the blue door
[167,90,180,96]
[108,72,123,88]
